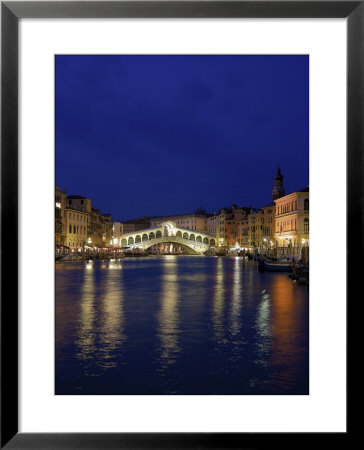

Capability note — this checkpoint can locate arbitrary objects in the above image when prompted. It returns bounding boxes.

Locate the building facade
[274,187,309,248]
[61,193,114,249]
[238,216,249,248]
[216,205,250,248]
[150,211,207,232]
[261,204,276,250]
[55,185,67,246]
[121,217,151,234]
[65,207,88,248]
[248,209,264,248]
[207,213,218,236]
[66,195,92,214]
[88,207,103,247]
[112,221,124,247]
[102,214,114,247]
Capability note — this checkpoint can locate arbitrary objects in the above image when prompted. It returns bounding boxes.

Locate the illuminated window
[304,218,309,232]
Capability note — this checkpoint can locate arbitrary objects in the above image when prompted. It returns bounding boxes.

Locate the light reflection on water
[75,264,126,373]
[56,256,308,395]
[231,257,242,337]
[76,266,96,366]
[157,256,180,369]
[212,257,225,344]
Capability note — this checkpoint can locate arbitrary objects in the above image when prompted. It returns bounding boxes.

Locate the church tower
[272,167,285,201]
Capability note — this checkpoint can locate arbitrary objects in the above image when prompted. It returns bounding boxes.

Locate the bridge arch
[120,222,215,255]
[142,240,201,255]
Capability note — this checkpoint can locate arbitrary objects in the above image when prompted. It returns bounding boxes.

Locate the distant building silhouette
[272,167,286,202]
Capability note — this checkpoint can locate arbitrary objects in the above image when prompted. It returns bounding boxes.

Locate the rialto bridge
[119,221,216,255]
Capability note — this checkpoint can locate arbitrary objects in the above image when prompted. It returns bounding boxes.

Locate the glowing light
[55,202,61,208]
[163,221,177,236]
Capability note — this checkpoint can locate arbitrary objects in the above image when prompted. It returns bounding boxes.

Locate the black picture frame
[1,1,356,448]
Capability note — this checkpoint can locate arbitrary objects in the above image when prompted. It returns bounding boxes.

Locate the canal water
[56,256,309,395]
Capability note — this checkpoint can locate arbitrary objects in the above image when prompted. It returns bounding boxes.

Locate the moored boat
[263,256,294,272]
[291,264,309,282]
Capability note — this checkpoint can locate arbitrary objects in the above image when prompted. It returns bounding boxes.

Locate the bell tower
[272,167,285,201]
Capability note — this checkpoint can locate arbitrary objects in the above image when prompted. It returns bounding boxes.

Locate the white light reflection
[98,266,125,369]
[157,256,180,368]
[76,263,125,372]
[230,257,242,336]
[213,257,225,343]
[76,266,97,370]
[255,288,272,366]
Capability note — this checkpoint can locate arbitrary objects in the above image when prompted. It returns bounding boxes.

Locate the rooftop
[67,195,89,199]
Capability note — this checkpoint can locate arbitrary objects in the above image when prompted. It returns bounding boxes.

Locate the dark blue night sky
[56,55,309,221]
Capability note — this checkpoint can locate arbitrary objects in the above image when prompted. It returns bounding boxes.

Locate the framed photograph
[1,1,355,448]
